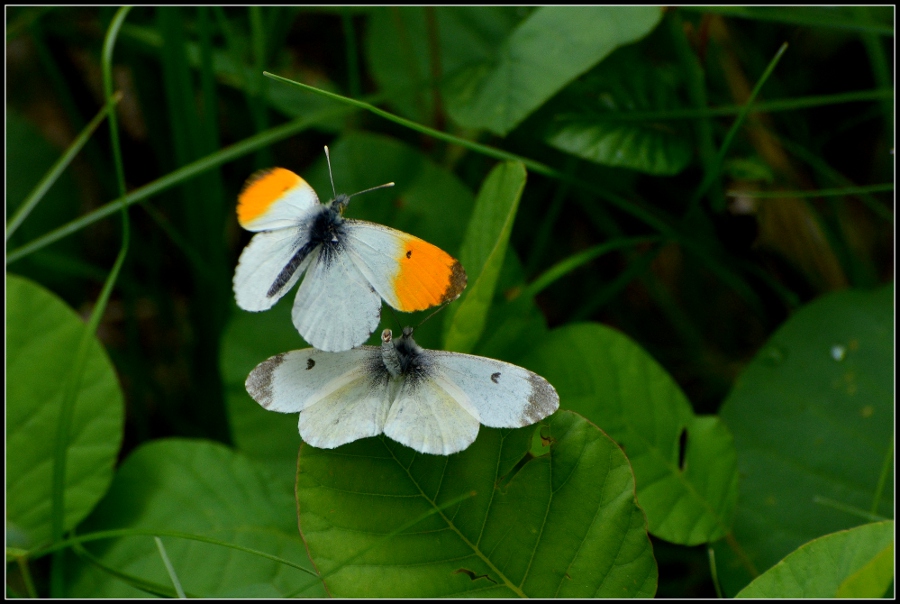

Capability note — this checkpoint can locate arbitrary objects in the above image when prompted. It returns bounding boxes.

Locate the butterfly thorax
[380,328,430,382]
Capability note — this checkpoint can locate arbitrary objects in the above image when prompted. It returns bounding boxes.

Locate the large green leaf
[297,410,657,597]
[522,322,738,545]
[736,521,894,598]
[6,274,124,551]
[66,438,325,597]
[536,46,692,175]
[364,7,523,124]
[444,6,664,135]
[712,285,894,596]
[443,161,526,353]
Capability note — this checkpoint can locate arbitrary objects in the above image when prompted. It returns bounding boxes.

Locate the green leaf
[444,6,663,135]
[712,285,894,596]
[6,274,124,550]
[522,323,738,545]
[66,439,326,598]
[735,521,894,598]
[442,161,526,353]
[297,410,657,597]
[537,46,692,175]
[365,7,523,123]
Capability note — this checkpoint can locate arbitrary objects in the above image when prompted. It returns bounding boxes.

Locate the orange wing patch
[393,237,467,311]
[237,168,303,227]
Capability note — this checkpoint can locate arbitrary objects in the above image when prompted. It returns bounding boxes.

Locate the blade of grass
[263,70,766,314]
[727,183,893,199]
[6,94,120,241]
[73,540,192,598]
[443,161,527,353]
[31,528,319,577]
[154,537,186,598]
[15,557,38,598]
[669,11,721,212]
[5,103,353,265]
[693,42,789,213]
[771,131,894,221]
[518,236,662,301]
[342,8,361,98]
[682,6,894,36]
[572,242,664,321]
[524,155,577,277]
[50,6,132,597]
[589,88,894,122]
[248,6,273,168]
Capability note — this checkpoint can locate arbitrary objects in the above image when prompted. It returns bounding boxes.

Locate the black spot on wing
[520,372,560,426]
[245,352,287,409]
[406,249,412,259]
[491,372,501,384]
[306,358,315,370]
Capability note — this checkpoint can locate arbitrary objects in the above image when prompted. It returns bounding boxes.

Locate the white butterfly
[232,147,467,352]
[245,327,560,455]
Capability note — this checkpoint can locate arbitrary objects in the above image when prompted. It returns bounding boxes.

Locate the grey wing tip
[522,372,560,426]
[245,352,288,408]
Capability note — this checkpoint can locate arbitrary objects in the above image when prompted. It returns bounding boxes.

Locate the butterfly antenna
[387,305,403,331]
[416,301,452,329]
[347,181,395,199]
[324,145,337,199]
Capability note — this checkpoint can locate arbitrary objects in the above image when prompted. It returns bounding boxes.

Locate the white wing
[245,347,392,449]
[383,377,481,455]
[428,352,559,429]
[233,227,314,312]
[341,220,466,312]
[291,248,382,352]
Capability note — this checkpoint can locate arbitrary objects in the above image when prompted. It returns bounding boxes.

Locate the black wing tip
[440,259,468,304]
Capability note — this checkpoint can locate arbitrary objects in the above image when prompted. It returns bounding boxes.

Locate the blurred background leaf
[712,285,894,596]
[7,275,124,551]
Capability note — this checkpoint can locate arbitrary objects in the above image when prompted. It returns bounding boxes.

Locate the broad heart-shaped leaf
[735,521,894,598]
[535,46,692,175]
[6,274,124,551]
[297,410,657,597]
[521,322,738,545]
[222,132,477,482]
[712,285,894,596]
[365,7,524,124]
[66,439,326,598]
[444,6,663,135]
[443,161,526,353]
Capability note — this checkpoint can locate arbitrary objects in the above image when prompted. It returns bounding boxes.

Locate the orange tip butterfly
[245,327,560,455]
[233,147,467,352]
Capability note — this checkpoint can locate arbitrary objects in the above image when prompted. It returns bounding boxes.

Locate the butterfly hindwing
[383,374,481,455]
[428,351,560,429]
[292,249,382,352]
[245,347,393,449]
